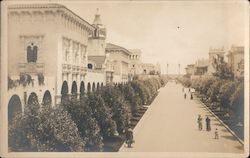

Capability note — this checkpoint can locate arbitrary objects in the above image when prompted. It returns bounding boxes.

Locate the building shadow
[221,135,237,141]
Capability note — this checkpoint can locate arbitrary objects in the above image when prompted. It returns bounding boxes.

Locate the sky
[13,0,247,74]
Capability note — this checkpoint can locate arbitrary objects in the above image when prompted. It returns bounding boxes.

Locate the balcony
[19,63,44,74]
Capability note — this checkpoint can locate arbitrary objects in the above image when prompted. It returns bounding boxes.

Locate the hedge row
[179,76,244,139]
[9,76,168,152]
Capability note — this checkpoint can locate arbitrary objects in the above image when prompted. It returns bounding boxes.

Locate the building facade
[207,47,225,75]
[227,45,244,78]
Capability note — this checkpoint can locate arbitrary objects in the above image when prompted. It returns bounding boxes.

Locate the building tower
[88,8,107,56]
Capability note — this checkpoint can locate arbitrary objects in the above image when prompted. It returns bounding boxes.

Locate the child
[214,128,219,139]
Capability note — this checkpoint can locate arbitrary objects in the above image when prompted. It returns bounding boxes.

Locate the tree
[86,93,117,138]
[218,81,236,113]
[62,97,104,151]
[213,62,234,80]
[230,83,244,123]
[100,85,130,134]
[9,105,85,152]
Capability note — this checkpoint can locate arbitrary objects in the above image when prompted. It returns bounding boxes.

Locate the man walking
[125,127,134,148]
[206,116,211,131]
[184,93,187,99]
[197,115,202,131]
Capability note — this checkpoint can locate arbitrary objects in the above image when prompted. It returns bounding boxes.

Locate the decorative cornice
[8,3,95,32]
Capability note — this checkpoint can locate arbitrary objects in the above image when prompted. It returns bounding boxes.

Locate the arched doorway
[96,82,100,92]
[61,81,69,95]
[27,92,39,113]
[87,82,91,93]
[101,82,104,89]
[92,82,96,92]
[80,81,85,95]
[42,90,52,107]
[71,81,77,100]
[61,81,69,103]
[8,95,22,124]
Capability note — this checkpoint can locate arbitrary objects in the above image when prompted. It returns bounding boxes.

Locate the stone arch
[42,90,52,107]
[80,81,85,95]
[87,82,91,92]
[101,82,104,89]
[61,81,69,95]
[61,81,69,103]
[27,92,39,106]
[71,81,77,95]
[96,82,100,92]
[8,95,22,123]
[92,82,96,92]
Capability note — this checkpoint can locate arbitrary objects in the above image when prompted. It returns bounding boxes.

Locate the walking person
[125,127,134,148]
[214,128,219,139]
[190,93,193,100]
[184,93,187,99]
[206,116,211,131]
[197,115,202,131]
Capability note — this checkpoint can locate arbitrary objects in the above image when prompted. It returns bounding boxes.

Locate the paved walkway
[120,81,244,153]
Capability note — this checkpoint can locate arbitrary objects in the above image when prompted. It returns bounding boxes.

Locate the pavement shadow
[213,122,223,126]
[221,135,237,141]
[235,145,244,150]
[221,128,228,132]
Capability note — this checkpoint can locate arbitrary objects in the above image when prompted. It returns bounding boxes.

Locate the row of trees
[191,77,244,124]
[9,76,168,152]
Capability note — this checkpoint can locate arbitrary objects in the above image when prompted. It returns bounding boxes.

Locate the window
[88,63,93,69]
[27,43,37,63]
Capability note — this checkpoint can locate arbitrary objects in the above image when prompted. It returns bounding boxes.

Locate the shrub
[230,83,244,123]
[86,93,117,138]
[62,97,104,151]
[9,105,84,152]
[100,86,130,134]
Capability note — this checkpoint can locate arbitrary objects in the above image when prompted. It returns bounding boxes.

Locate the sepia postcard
[0,0,249,157]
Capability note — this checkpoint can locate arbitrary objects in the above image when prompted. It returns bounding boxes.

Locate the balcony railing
[19,63,44,74]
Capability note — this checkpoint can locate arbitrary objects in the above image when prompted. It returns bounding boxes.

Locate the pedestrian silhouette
[214,128,219,139]
[125,127,134,148]
[206,116,211,131]
[184,93,187,99]
[188,88,191,92]
[197,115,202,130]
[190,93,193,100]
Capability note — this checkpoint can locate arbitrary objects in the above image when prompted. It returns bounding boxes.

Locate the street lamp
[178,64,180,76]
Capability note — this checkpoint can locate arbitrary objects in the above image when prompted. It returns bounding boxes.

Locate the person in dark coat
[206,116,211,131]
[125,128,134,148]
[184,93,187,99]
[190,93,193,100]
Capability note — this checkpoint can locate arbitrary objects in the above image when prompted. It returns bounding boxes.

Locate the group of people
[197,115,219,139]
[183,87,193,100]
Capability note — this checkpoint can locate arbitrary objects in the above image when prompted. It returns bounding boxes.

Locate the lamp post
[167,63,169,77]
[178,63,180,76]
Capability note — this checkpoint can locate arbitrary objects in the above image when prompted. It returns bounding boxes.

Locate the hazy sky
[13,0,247,74]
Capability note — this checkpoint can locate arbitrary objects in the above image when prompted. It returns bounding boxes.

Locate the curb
[195,95,244,145]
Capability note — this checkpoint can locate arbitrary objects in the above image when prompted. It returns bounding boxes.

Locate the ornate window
[27,43,38,63]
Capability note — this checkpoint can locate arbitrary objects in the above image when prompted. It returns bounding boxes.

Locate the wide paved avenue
[120,81,244,152]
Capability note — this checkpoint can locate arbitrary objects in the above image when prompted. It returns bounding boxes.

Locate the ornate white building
[6,4,132,124]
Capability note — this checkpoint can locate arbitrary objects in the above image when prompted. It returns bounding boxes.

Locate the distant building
[227,45,244,78]
[105,43,131,83]
[207,47,225,75]
[141,63,160,75]
[128,49,142,76]
[185,64,195,76]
